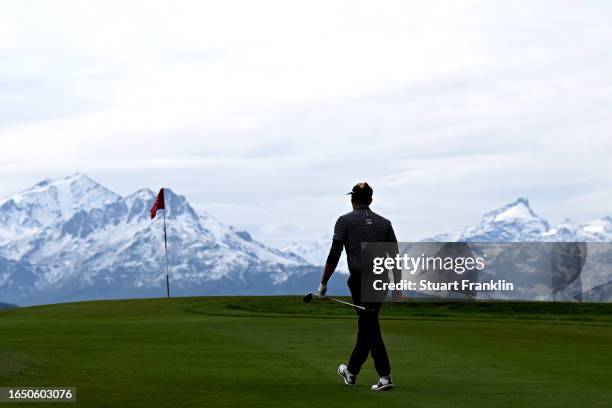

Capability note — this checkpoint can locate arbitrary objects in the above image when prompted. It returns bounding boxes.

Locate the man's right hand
[317,283,327,298]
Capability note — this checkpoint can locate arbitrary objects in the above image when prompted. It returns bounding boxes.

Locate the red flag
[150,188,165,219]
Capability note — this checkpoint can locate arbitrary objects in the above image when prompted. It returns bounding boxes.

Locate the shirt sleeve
[326,239,344,267]
[332,216,349,242]
[326,216,347,267]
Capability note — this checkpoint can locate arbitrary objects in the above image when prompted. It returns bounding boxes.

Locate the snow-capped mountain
[277,199,612,271]
[288,198,611,302]
[0,174,338,306]
[544,217,612,242]
[422,198,612,302]
[282,235,348,273]
[282,198,561,272]
[0,175,120,246]
[427,197,612,242]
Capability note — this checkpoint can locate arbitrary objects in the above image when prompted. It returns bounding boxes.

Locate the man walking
[317,182,398,391]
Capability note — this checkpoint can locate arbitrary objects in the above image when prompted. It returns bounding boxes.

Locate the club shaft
[328,297,365,310]
[316,294,366,311]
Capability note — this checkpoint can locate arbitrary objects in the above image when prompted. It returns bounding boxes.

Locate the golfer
[317,182,398,391]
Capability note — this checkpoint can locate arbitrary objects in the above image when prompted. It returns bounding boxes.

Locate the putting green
[0,297,611,407]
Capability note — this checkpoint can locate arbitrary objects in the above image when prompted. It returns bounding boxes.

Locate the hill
[0,302,16,309]
[0,297,610,407]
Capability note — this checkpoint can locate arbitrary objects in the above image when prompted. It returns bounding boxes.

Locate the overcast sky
[1,0,611,247]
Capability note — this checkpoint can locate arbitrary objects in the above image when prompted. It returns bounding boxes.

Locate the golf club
[303,292,370,311]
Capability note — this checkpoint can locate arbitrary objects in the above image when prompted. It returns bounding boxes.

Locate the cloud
[0,0,611,246]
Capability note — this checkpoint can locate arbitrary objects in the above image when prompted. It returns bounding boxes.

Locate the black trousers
[347,275,391,377]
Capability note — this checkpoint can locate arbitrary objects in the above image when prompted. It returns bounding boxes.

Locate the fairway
[1,297,611,408]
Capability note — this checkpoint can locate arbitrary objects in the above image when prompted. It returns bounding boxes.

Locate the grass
[0,297,611,407]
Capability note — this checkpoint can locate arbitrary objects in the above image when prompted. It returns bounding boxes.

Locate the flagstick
[163,208,170,298]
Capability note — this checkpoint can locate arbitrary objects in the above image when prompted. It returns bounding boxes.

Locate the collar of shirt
[355,205,370,210]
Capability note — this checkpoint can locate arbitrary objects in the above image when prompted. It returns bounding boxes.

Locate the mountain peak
[57,173,103,188]
[450,197,550,242]
[128,188,156,200]
[0,175,312,305]
[506,197,531,210]
[484,197,542,224]
[22,173,110,196]
[0,174,121,234]
[514,197,529,206]
[33,178,53,188]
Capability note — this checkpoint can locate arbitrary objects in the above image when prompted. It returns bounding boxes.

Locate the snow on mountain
[288,198,612,302]
[4,180,609,307]
[541,219,583,241]
[284,197,612,273]
[0,173,120,245]
[283,198,556,273]
[426,197,612,242]
[579,217,612,241]
[282,235,348,273]
[430,198,550,242]
[0,175,325,306]
[424,199,612,302]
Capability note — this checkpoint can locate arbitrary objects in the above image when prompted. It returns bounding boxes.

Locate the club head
[303,293,314,303]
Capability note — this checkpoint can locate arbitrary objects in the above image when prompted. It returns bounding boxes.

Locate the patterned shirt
[327,205,397,273]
